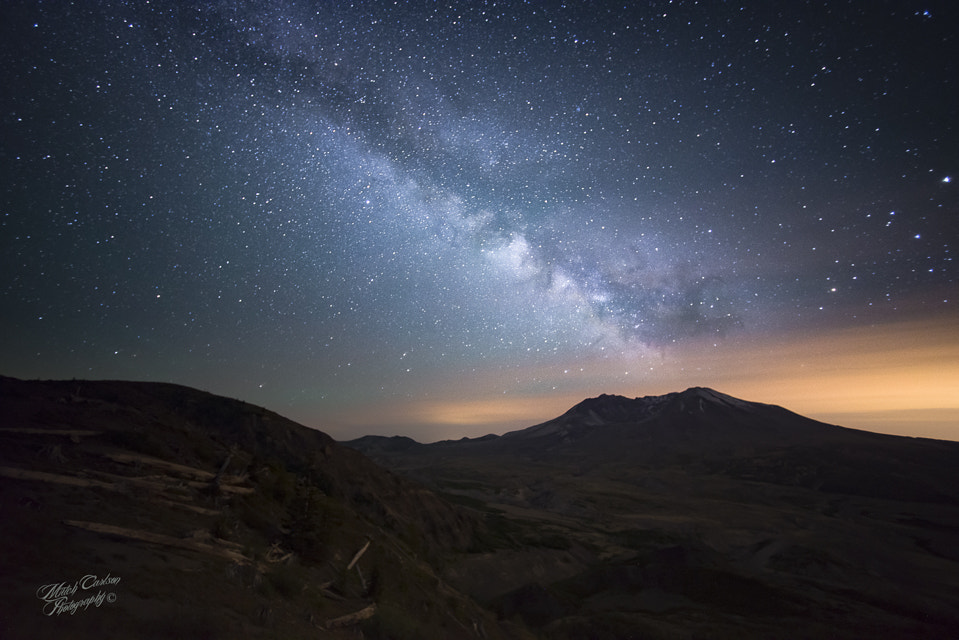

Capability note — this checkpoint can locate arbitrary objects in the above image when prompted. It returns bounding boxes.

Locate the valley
[2,377,958,639]
[346,388,959,638]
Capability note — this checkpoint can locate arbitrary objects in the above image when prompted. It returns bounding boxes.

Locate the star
[1,0,956,442]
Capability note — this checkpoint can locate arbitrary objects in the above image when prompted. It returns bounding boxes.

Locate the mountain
[5,377,958,639]
[353,386,847,460]
[0,376,530,640]
[351,387,959,504]
[346,387,959,639]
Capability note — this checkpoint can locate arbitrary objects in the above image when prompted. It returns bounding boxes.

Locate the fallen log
[0,428,102,437]
[154,498,221,517]
[102,452,216,481]
[320,588,345,601]
[90,469,254,495]
[325,603,376,629]
[0,466,113,490]
[63,520,249,565]
[347,540,371,571]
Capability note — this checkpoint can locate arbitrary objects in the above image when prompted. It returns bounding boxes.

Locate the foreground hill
[5,377,958,639]
[346,388,959,639]
[0,376,530,639]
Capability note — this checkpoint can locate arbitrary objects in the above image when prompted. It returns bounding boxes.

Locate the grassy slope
[0,376,532,640]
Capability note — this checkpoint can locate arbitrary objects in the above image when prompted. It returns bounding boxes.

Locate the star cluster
[1,2,956,439]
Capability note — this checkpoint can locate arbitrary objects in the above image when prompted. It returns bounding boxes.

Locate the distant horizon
[319,402,959,446]
[272,313,959,444]
[330,404,959,446]
[9,361,956,445]
[3,3,955,448]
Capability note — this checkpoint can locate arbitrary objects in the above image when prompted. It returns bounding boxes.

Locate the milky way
[1,2,956,439]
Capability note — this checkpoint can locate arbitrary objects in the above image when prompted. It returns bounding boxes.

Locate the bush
[285,485,330,563]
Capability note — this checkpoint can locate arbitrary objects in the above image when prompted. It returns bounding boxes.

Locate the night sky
[2,1,957,442]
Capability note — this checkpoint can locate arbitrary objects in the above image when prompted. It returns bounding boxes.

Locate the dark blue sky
[2,1,956,440]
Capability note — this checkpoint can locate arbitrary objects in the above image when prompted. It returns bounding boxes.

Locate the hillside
[5,377,959,639]
[0,375,530,639]
[346,388,959,639]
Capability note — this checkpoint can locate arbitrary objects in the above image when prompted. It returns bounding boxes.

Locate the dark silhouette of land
[0,375,526,639]
[347,387,959,638]
[2,376,958,638]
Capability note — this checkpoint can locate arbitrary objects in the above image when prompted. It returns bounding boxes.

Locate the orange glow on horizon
[318,313,959,443]
[691,316,959,414]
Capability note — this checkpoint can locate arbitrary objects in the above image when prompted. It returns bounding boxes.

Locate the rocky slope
[0,375,531,639]
[346,387,959,639]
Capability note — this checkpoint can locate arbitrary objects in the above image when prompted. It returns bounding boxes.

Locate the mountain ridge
[357,387,863,449]
[5,376,959,638]
[341,386,959,638]
[346,387,959,506]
